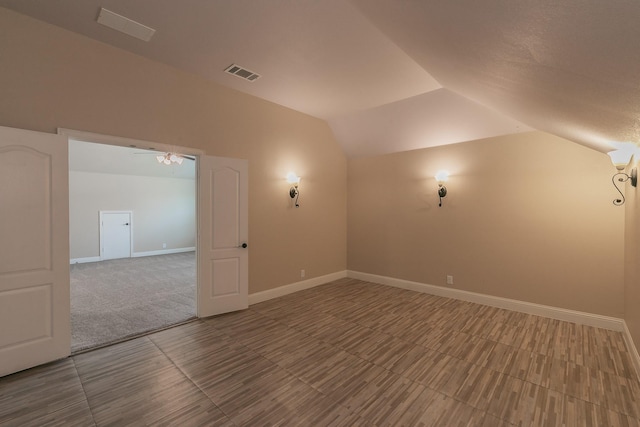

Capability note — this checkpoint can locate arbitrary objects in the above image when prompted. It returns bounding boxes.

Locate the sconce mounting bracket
[612,167,638,206]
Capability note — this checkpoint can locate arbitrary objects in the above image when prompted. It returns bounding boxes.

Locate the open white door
[0,126,70,377]
[197,155,248,317]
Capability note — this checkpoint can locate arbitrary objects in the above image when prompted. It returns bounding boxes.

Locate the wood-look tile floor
[1,278,639,426]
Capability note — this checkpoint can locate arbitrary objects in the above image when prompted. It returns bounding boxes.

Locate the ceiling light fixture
[156,152,190,165]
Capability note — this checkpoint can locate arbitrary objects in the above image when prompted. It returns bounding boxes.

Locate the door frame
[60,128,249,318]
[99,210,133,260]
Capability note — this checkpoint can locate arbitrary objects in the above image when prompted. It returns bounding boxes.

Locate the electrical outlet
[446,275,454,285]
[162,243,167,249]
[301,269,305,278]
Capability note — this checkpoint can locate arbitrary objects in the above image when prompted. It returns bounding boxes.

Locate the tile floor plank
[1,278,639,426]
[0,359,95,427]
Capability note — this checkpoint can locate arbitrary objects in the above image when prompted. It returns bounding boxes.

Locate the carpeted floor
[70,252,196,353]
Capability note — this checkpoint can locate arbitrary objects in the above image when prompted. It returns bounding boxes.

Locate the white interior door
[0,125,70,377]
[100,211,132,260]
[197,155,248,317]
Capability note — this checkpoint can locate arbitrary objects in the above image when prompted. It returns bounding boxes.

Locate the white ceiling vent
[97,8,156,42]
[224,64,261,82]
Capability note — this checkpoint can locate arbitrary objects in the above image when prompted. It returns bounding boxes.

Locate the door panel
[100,211,132,260]
[212,258,240,296]
[197,156,248,317]
[0,147,51,274]
[0,126,70,377]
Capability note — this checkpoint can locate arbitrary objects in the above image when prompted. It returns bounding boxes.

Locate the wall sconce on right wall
[607,149,637,206]
[286,172,301,208]
[435,170,449,207]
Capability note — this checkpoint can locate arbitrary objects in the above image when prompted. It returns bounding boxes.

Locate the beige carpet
[70,252,196,352]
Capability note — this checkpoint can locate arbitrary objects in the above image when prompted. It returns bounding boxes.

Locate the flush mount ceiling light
[435,170,449,207]
[607,149,637,206]
[156,152,194,165]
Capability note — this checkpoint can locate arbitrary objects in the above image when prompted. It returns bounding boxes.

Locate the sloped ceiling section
[330,88,528,158]
[0,1,636,156]
[351,0,640,153]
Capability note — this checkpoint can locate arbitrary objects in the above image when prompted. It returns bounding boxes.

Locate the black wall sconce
[435,170,449,207]
[287,172,301,208]
[608,149,637,206]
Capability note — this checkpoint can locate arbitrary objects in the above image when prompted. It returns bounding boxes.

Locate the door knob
[240,243,248,248]
[124,223,129,226]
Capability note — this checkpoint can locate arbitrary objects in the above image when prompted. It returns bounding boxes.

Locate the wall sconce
[435,170,449,207]
[286,172,301,207]
[607,150,637,206]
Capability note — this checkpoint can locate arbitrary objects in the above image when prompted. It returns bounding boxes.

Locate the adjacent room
[1,1,640,426]
[68,140,196,352]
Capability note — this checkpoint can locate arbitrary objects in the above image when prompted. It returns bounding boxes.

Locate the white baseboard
[347,270,625,332]
[70,256,101,264]
[132,247,196,258]
[249,270,348,305]
[70,247,195,264]
[349,270,640,381]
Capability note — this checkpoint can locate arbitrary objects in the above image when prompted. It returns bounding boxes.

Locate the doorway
[1,125,249,375]
[68,140,197,352]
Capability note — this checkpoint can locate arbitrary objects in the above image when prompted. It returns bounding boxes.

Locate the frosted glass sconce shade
[435,170,449,184]
[608,150,633,171]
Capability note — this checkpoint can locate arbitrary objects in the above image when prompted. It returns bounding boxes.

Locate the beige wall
[624,160,640,349]
[69,171,196,259]
[1,7,633,327]
[348,131,625,317]
[0,8,347,293]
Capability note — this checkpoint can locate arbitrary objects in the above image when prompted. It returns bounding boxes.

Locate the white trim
[133,247,196,258]
[57,128,203,157]
[249,271,348,305]
[347,270,625,332]
[70,256,101,264]
[623,321,640,380]
[70,248,196,264]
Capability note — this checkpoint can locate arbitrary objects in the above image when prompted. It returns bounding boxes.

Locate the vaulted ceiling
[1,0,637,157]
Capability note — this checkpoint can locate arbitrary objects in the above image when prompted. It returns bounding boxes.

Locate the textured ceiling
[351,0,640,153]
[1,0,636,157]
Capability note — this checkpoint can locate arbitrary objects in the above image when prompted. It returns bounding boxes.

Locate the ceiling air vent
[97,8,156,41]
[224,64,261,82]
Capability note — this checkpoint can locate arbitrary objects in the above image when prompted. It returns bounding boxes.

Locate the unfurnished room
[0,1,639,426]
[68,140,196,352]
